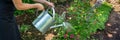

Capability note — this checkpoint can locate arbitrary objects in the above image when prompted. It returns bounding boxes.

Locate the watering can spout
[50,24,63,29]
[50,22,76,32]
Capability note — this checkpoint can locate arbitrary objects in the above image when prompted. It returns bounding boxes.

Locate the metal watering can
[32,8,75,34]
[32,8,55,34]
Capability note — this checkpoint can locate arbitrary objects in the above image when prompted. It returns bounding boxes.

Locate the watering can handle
[52,7,55,19]
[46,7,55,19]
[35,7,55,18]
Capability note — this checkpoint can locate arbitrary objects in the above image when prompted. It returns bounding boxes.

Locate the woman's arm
[12,0,44,10]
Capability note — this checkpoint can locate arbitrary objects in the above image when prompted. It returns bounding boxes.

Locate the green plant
[20,24,30,33]
[54,0,112,40]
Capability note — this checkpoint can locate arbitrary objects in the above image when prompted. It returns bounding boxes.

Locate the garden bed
[15,0,120,40]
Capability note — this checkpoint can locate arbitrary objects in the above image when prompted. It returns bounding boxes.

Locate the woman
[0,0,54,40]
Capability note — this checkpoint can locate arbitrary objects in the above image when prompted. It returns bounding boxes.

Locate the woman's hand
[34,3,44,10]
[33,0,54,7]
[44,1,54,7]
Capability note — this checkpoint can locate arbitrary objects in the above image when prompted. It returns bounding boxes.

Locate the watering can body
[32,8,55,34]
